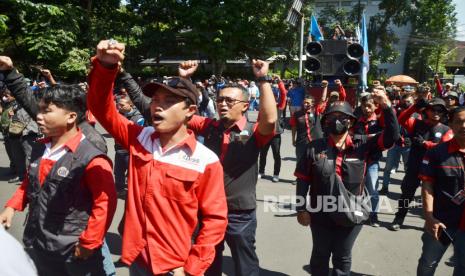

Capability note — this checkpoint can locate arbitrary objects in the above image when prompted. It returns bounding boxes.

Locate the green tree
[403,0,457,82]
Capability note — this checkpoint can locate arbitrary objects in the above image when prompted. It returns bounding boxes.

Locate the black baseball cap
[322,101,357,122]
[143,77,198,105]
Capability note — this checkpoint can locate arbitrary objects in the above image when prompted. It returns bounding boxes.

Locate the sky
[453,0,465,41]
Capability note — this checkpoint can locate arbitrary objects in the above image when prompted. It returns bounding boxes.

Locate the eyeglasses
[216,96,248,106]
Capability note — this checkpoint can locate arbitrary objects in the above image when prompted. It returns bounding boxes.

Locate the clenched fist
[252,59,269,78]
[0,56,13,71]
[96,39,125,68]
[178,60,199,78]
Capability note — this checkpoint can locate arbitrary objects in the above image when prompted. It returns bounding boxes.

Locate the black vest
[407,121,449,173]
[306,136,369,225]
[293,110,323,145]
[427,142,465,229]
[203,120,258,211]
[23,138,104,255]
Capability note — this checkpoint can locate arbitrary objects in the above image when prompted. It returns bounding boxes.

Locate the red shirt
[188,115,273,162]
[315,84,347,115]
[277,81,287,110]
[5,131,116,250]
[398,104,454,149]
[87,58,228,276]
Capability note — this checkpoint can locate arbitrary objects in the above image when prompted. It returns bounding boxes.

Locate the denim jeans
[248,99,259,111]
[417,229,465,276]
[382,145,410,189]
[364,162,379,215]
[206,209,259,276]
[101,239,116,276]
[310,223,363,276]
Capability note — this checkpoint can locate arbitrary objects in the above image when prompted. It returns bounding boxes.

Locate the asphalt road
[0,111,454,276]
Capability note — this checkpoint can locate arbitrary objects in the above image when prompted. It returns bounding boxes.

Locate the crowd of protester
[0,38,464,276]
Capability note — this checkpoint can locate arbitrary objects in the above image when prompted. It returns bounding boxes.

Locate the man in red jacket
[87,39,228,276]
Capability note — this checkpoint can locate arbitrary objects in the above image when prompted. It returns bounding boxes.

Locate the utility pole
[299,16,305,77]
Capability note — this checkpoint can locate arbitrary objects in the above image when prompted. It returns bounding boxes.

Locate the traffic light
[304,40,364,76]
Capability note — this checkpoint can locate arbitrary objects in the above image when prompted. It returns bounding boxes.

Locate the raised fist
[0,56,13,71]
[96,39,125,67]
[252,59,269,78]
[40,69,51,77]
[321,80,328,87]
[372,89,390,107]
[335,79,342,86]
[178,60,199,78]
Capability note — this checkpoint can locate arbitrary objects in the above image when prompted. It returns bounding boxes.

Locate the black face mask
[327,118,350,135]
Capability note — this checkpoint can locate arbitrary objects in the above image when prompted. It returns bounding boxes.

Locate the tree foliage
[1,0,310,79]
[403,0,457,81]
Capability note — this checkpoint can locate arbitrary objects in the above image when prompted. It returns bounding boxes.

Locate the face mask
[327,118,350,135]
[2,96,9,103]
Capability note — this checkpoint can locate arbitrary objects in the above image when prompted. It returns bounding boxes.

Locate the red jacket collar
[38,130,83,153]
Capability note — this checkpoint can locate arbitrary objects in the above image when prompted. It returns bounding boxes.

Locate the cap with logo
[143,77,198,105]
[322,101,356,122]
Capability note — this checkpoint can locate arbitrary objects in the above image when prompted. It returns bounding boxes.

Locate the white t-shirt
[0,225,37,275]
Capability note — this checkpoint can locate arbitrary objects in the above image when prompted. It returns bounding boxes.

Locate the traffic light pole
[298,16,305,77]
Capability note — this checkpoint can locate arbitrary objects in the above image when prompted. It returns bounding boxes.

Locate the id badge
[451,190,465,205]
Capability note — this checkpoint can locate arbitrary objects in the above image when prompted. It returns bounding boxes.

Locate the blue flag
[310,15,324,42]
[360,13,369,90]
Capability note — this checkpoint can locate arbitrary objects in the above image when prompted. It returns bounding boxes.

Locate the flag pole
[299,16,305,77]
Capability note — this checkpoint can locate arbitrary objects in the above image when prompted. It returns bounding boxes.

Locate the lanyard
[304,112,312,142]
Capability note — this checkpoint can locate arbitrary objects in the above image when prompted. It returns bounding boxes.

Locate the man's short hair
[219,83,249,101]
[449,106,465,122]
[402,94,413,100]
[304,95,314,101]
[41,85,87,123]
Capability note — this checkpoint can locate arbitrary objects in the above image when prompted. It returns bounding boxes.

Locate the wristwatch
[256,75,273,83]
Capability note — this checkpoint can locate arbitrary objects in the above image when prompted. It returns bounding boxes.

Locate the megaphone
[304,57,321,72]
[306,41,323,56]
[343,59,361,76]
[347,43,364,59]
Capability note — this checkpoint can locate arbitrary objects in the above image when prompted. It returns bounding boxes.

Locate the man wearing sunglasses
[180,60,277,276]
[389,97,454,231]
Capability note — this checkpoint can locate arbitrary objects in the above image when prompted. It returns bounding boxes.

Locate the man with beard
[389,97,454,231]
